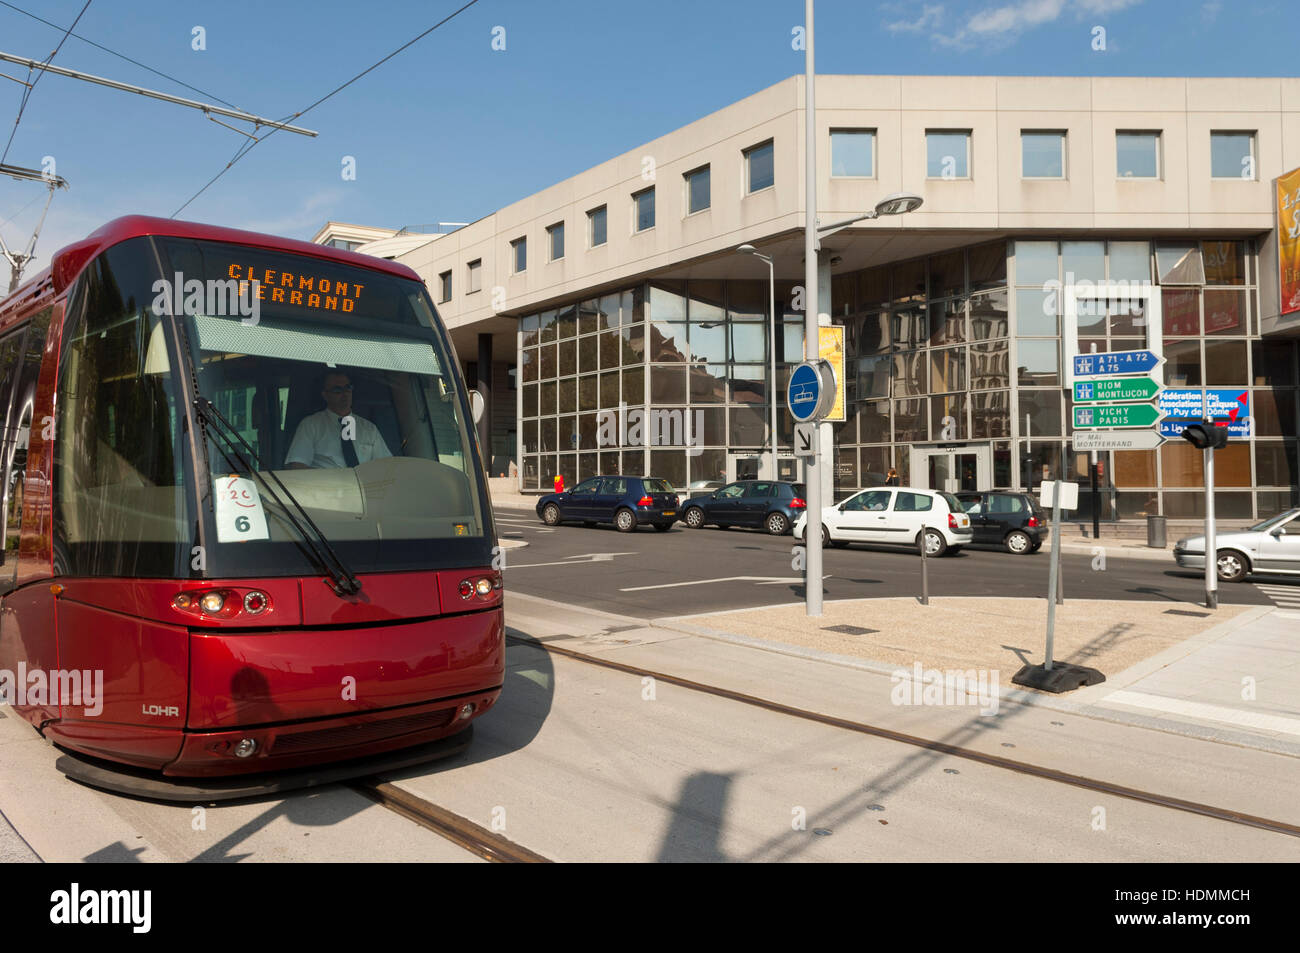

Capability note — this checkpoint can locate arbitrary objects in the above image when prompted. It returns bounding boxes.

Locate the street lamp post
[737,245,777,480]
[800,0,922,617]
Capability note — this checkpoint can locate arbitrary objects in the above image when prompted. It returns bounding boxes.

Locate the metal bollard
[919,525,929,606]
[1147,513,1167,549]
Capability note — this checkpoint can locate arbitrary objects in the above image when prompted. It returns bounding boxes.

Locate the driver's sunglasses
[324,384,354,395]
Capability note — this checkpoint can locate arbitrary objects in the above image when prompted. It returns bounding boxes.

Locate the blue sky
[0,0,1293,270]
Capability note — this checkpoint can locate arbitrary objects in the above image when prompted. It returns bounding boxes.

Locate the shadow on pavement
[724,617,1150,863]
[654,772,735,862]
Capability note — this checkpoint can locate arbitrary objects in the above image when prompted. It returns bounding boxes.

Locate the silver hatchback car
[1173,507,1300,582]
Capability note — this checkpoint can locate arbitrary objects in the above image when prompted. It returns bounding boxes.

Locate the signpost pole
[1045,479,1063,670]
[1090,451,1100,539]
[802,0,822,617]
[1204,442,1218,610]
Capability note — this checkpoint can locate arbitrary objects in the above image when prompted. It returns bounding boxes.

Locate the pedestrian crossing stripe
[1254,584,1300,608]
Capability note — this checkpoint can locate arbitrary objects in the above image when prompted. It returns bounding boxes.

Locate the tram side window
[55,243,188,577]
[0,331,25,567]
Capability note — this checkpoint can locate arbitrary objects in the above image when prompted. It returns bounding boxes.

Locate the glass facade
[517,237,1298,520]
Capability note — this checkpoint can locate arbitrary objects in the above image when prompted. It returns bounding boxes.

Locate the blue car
[536,475,679,533]
[679,480,807,536]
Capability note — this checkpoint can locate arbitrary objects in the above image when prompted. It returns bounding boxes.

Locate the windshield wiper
[192,396,363,596]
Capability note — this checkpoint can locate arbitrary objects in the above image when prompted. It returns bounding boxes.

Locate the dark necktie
[339,415,359,467]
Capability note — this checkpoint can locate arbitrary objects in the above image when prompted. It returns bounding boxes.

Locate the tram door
[0,310,60,725]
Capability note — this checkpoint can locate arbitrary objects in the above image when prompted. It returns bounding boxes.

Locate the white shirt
[285,409,392,469]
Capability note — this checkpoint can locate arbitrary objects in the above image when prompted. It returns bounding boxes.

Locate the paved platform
[653,597,1298,756]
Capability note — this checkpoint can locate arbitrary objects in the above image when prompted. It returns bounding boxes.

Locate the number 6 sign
[214,476,270,542]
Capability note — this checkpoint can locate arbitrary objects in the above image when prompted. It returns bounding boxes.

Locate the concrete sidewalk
[653,596,1298,755]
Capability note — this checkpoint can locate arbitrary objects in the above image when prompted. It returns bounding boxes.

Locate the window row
[523,364,784,415]
[522,405,778,453]
[828,129,1259,181]
[1013,239,1252,288]
[504,141,775,275]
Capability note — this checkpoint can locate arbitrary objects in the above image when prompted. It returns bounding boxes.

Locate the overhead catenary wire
[0,0,92,166]
[170,0,482,218]
[0,0,242,109]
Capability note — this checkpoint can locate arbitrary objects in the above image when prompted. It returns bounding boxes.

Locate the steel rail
[507,634,1300,840]
[351,780,551,863]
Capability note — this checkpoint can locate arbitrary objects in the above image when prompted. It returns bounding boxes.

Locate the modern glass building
[326,75,1300,524]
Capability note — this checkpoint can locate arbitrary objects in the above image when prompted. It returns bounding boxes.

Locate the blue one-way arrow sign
[1073,350,1163,377]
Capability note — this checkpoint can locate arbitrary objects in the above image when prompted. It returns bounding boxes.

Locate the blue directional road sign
[1072,350,1163,377]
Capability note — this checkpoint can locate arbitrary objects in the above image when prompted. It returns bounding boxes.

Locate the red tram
[0,216,502,799]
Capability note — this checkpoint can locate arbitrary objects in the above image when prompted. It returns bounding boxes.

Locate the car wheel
[1005,530,1032,555]
[1216,549,1249,583]
[615,508,637,533]
[921,529,947,558]
[1030,540,1043,552]
[684,507,705,529]
[765,512,790,536]
[542,503,561,526]
[653,523,672,533]
[821,525,832,547]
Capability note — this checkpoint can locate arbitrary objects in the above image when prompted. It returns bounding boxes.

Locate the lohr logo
[141,704,180,717]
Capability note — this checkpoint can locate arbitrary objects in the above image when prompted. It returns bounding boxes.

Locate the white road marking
[1102,689,1300,737]
[1254,583,1300,611]
[507,552,638,569]
[620,575,828,592]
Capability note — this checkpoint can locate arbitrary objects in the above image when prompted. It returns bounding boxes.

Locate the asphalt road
[493,503,1283,619]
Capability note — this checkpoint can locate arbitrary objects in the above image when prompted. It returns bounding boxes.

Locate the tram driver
[285,370,392,469]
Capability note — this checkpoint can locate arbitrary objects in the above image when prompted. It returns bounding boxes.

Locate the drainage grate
[1164,608,1211,618]
[822,624,879,635]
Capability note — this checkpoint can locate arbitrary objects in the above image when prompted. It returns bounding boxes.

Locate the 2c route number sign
[214,475,270,542]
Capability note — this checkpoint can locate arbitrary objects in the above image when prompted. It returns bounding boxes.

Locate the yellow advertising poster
[1277,166,1300,315]
[818,325,845,422]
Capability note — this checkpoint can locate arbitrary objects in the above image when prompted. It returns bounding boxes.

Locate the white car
[793,486,973,556]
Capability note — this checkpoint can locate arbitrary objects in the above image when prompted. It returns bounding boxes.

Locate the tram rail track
[506,633,1300,841]
[350,779,551,863]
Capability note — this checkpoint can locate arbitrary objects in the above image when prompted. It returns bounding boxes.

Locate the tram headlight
[200,592,225,614]
[243,591,270,614]
[233,738,257,758]
[475,578,492,597]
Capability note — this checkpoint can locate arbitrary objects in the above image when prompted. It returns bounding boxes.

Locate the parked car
[955,491,1046,555]
[678,479,725,508]
[793,486,972,556]
[536,475,679,532]
[1173,507,1300,582]
[679,480,807,536]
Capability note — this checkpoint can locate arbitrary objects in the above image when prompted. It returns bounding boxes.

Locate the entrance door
[910,445,991,493]
[728,455,760,482]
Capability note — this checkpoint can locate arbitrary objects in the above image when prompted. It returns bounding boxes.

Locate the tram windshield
[53,236,490,579]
